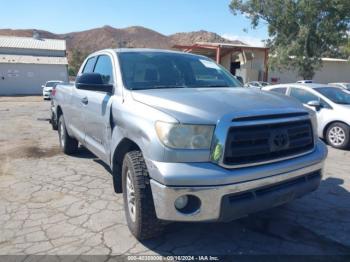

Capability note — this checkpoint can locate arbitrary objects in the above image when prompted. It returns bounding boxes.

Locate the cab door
[83,54,115,163]
[68,56,97,142]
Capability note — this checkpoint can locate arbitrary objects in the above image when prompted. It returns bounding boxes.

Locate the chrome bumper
[150,141,327,222]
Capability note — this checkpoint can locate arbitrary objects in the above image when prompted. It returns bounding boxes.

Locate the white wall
[0,63,68,95]
[269,60,350,84]
[235,50,266,83]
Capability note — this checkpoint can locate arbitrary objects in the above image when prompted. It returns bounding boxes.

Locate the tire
[122,150,164,240]
[326,122,350,149]
[51,112,58,130]
[58,115,78,154]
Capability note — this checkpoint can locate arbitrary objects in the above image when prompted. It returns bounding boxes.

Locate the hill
[0,26,245,74]
[0,26,243,54]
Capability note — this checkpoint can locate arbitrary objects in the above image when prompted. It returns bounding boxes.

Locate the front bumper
[149,140,327,222]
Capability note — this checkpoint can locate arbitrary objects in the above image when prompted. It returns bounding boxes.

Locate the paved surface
[0,96,350,256]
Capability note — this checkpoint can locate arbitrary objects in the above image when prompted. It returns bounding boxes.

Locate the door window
[94,55,114,84]
[290,88,319,104]
[270,87,287,94]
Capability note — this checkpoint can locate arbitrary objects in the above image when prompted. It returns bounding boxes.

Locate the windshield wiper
[202,84,230,87]
[153,85,187,89]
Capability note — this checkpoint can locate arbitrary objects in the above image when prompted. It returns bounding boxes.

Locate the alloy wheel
[126,169,136,222]
[328,126,346,146]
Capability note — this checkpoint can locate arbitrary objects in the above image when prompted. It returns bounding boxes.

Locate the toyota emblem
[270,130,289,151]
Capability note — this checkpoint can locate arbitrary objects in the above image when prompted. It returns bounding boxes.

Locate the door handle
[81,97,88,105]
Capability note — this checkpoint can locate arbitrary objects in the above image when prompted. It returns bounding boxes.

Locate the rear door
[83,54,115,162]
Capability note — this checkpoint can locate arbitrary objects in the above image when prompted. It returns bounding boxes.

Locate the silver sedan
[328,82,350,91]
[263,83,350,149]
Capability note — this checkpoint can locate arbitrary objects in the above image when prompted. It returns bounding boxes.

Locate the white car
[244,81,270,89]
[263,83,350,149]
[42,80,63,100]
[296,80,313,84]
[328,82,350,91]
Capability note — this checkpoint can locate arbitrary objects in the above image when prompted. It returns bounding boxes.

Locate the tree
[68,49,89,76]
[230,0,350,79]
[340,39,350,59]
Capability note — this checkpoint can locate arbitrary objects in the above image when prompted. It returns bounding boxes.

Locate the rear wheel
[122,150,164,240]
[326,122,350,149]
[51,112,58,130]
[58,115,78,154]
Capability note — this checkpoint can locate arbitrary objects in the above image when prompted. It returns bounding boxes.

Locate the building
[269,58,350,84]
[174,42,269,83]
[174,42,350,84]
[0,34,68,95]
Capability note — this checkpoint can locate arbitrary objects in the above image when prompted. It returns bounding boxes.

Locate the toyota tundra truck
[51,49,328,240]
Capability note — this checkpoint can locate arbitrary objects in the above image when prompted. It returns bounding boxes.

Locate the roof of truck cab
[114,48,187,54]
[114,48,207,58]
[88,48,212,59]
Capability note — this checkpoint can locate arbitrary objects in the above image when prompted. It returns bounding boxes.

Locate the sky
[0,0,268,46]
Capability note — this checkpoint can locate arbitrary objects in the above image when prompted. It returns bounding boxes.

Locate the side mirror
[76,73,113,93]
[307,100,321,110]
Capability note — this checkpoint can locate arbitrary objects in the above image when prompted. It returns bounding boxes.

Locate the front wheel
[122,151,164,240]
[326,122,350,149]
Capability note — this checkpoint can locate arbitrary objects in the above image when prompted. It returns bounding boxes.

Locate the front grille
[223,120,314,166]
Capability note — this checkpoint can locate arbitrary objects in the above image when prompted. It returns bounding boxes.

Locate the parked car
[263,83,350,149]
[235,76,244,85]
[42,80,63,100]
[52,49,327,240]
[296,80,313,84]
[328,82,350,91]
[244,81,270,89]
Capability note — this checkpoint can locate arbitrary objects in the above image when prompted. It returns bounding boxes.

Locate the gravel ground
[0,96,350,256]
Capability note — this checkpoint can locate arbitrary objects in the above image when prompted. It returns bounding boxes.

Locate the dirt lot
[0,96,350,256]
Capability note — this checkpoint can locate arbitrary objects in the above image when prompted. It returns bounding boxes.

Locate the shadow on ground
[69,147,350,255]
[140,177,350,255]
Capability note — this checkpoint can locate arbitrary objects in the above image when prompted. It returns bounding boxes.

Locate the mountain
[0,26,246,63]
[61,26,173,53]
[169,30,245,46]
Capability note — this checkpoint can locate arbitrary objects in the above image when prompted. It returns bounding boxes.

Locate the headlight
[155,121,215,149]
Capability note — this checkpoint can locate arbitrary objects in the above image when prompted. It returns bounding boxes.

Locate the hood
[131,87,307,124]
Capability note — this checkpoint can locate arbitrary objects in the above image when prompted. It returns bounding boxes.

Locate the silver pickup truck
[52,49,327,240]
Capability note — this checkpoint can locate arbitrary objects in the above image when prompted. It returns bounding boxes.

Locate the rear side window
[82,57,96,73]
[94,55,114,84]
[290,88,319,104]
[270,87,287,94]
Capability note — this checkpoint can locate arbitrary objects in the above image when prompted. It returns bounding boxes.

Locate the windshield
[316,87,350,105]
[46,82,60,87]
[118,52,242,90]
